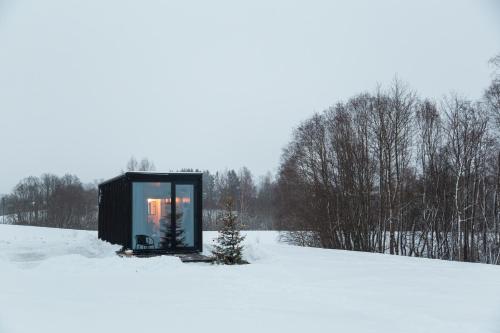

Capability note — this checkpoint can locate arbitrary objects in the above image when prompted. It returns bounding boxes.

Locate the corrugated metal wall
[98,177,132,249]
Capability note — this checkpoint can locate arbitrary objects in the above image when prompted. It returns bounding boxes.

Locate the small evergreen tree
[159,211,186,248]
[212,199,247,264]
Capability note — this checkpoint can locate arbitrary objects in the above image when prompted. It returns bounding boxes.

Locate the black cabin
[98,172,203,253]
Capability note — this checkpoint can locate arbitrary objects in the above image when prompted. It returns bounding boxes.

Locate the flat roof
[99,171,203,186]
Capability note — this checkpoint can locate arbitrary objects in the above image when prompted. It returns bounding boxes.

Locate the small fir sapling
[212,199,248,264]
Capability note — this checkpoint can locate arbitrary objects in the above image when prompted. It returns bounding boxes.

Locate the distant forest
[0,162,276,231]
[2,55,499,265]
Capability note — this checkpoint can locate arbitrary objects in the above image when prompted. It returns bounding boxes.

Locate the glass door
[173,184,195,249]
[132,182,171,250]
[132,181,196,251]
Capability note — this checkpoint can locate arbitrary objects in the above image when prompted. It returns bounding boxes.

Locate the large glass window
[132,182,196,250]
[175,184,195,248]
[132,182,171,250]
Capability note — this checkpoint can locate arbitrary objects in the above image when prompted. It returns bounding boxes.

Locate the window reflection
[132,182,171,250]
[175,185,195,248]
[132,182,195,250]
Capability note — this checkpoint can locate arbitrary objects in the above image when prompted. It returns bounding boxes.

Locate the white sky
[0,0,499,193]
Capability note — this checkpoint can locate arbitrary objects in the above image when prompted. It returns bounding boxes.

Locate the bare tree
[125,156,156,171]
[443,95,489,261]
[238,167,256,228]
[485,54,500,128]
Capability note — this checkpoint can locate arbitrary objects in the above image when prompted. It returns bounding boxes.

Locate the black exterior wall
[98,172,203,253]
[98,175,132,249]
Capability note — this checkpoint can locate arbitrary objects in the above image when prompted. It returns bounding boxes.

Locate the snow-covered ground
[1,225,499,333]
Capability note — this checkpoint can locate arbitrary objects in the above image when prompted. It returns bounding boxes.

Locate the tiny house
[98,172,203,253]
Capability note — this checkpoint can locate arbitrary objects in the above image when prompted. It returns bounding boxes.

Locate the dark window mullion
[170,182,176,250]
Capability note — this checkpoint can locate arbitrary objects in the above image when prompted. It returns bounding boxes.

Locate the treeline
[0,174,98,230]
[200,168,275,230]
[275,61,500,264]
[0,167,277,231]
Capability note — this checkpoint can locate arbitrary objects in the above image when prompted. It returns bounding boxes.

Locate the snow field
[1,225,499,333]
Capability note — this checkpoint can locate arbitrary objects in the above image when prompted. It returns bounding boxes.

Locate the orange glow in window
[162,197,191,204]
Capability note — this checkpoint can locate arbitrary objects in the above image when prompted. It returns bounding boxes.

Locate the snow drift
[1,224,499,333]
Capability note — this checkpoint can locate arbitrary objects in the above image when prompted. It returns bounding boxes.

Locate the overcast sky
[0,0,499,194]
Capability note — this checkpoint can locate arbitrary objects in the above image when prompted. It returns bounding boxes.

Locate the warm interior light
[145,197,191,226]
[147,199,162,225]
[149,197,191,206]
[174,197,191,204]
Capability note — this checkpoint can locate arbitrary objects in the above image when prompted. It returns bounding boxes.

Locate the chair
[135,234,155,250]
